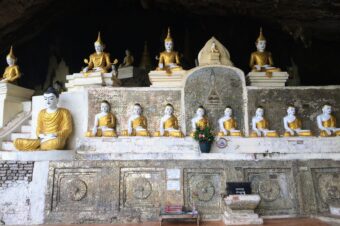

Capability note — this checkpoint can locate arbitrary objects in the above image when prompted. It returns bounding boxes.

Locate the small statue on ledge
[86,100,117,137]
[82,32,118,74]
[119,49,134,68]
[154,104,183,137]
[14,87,73,150]
[156,27,183,74]
[249,28,281,73]
[317,104,340,137]
[121,103,150,136]
[217,106,242,136]
[0,46,21,83]
[190,106,209,137]
[250,106,278,137]
[283,106,312,137]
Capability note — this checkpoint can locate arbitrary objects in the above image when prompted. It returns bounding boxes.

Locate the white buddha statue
[154,104,183,137]
[283,106,312,137]
[217,106,242,136]
[121,103,150,136]
[317,104,340,137]
[0,46,21,83]
[86,100,117,137]
[250,107,278,137]
[190,106,209,137]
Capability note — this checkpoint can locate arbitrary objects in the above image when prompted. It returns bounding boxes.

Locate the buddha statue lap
[250,107,278,137]
[154,104,183,137]
[283,106,312,137]
[120,103,150,136]
[86,100,117,137]
[190,106,209,137]
[217,106,242,137]
[317,104,340,137]
[14,87,73,151]
[249,28,281,74]
[0,46,21,83]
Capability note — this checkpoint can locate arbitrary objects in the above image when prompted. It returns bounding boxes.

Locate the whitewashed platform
[0,150,75,161]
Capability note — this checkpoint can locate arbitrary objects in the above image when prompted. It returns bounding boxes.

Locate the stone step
[11,132,31,141]
[21,125,32,133]
[1,141,16,151]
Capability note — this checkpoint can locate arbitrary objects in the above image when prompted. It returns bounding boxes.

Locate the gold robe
[283,118,312,137]
[217,118,242,136]
[320,115,340,137]
[190,117,209,137]
[2,65,20,83]
[86,113,116,137]
[250,119,278,137]
[157,51,183,72]
[86,52,111,73]
[249,51,280,72]
[154,115,183,137]
[14,108,72,151]
[121,116,149,136]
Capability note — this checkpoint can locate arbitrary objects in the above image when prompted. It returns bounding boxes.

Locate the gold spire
[6,46,16,59]
[164,27,173,42]
[94,32,104,45]
[256,27,266,43]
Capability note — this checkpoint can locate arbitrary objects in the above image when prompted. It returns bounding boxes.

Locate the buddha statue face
[43,93,58,110]
[6,56,15,66]
[196,107,205,117]
[125,49,130,56]
[255,108,264,117]
[101,102,110,114]
[164,105,174,116]
[133,104,142,116]
[322,105,332,115]
[94,43,105,54]
[256,40,266,52]
[224,107,233,117]
[164,41,173,52]
[287,107,296,116]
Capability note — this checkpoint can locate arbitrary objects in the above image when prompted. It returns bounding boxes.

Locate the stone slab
[118,66,134,79]
[65,72,120,91]
[0,150,75,161]
[247,71,289,87]
[148,70,187,87]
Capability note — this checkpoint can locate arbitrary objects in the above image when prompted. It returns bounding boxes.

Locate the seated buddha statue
[0,46,21,83]
[82,32,117,74]
[190,106,209,137]
[85,100,117,137]
[283,106,312,137]
[121,103,150,136]
[249,28,281,73]
[119,49,134,68]
[154,104,183,137]
[317,104,340,137]
[156,27,183,74]
[14,87,72,151]
[250,107,278,137]
[217,106,242,136]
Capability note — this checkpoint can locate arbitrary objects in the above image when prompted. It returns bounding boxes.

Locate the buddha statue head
[322,104,332,115]
[224,106,233,117]
[100,100,111,114]
[43,87,59,110]
[255,106,264,117]
[255,28,266,53]
[94,32,105,54]
[164,27,174,52]
[164,104,174,116]
[287,106,296,116]
[196,106,206,117]
[6,46,16,66]
[133,103,143,116]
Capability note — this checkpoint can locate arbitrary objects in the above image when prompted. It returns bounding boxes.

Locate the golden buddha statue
[120,103,150,136]
[250,107,278,137]
[119,49,134,67]
[154,104,183,137]
[156,27,183,74]
[14,87,72,151]
[283,106,312,137]
[190,106,209,137]
[217,106,242,136]
[82,32,118,74]
[249,28,281,73]
[317,104,340,137]
[0,46,21,83]
[85,100,117,137]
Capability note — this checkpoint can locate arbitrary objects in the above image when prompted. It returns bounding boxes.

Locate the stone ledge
[0,150,75,161]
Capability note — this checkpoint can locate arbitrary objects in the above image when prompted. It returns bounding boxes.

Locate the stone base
[0,150,75,161]
[65,72,121,91]
[247,71,289,87]
[117,66,134,79]
[0,83,34,127]
[148,70,187,87]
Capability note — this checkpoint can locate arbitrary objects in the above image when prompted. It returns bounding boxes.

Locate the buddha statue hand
[287,128,295,136]
[92,127,98,136]
[111,65,117,76]
[222,129,228,135]
[325,128,333,136]
[128,127,133,135]
[254,129,262,137]
[168,63,177,68]
[254,65,261,71]
[158,63,164,69]
[83,66,89,73]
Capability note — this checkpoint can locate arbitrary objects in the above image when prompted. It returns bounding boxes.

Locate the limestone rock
[198,37,233,66]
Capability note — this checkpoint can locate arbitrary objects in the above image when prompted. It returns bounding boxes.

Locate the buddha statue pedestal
[0,83,34,127]
[148,70,187,88]
[117,66,134,79]
[247,71,289,87]
[223,195,263,225]
[65,72,121,92]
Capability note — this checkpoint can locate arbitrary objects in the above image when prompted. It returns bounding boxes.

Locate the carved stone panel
[184,168,224,216]
[244,168,297,215]
[311,168,340,213]
[120,168,165,210]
